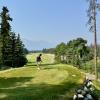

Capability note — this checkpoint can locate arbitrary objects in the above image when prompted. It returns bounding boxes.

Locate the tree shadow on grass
[0,81,83,100]
[26,63,59,70]
[26,62,58,68]
[0,77,33,88]
[94,89,100,100]
[26,61,37,66]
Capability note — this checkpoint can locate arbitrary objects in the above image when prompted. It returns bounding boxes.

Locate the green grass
[83,59,100,75]
[26,53,55,65]
[0,53,99,100]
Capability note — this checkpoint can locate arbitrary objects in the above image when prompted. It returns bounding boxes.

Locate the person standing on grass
[36,54,42,69]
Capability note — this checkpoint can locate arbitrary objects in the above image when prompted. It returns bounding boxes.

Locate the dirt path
[85,73,96,80]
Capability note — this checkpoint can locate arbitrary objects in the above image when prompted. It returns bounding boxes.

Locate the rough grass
[0,53,99,100]
[83,59,100,77]
[82,59,100,98]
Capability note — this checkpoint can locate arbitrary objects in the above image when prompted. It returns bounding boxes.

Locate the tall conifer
[0,6,12,65]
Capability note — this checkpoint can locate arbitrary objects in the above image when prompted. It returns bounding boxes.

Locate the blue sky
[0,0,100,50]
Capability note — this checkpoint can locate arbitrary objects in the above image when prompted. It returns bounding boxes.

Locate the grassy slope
[0,53,99,100]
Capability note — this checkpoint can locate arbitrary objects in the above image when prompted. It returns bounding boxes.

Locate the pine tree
[0,6,27,67]
[0,27,2,65]
[4,32,16,67]
[14,34,27,67]
[10,32,16,67]
[0,6,12,65]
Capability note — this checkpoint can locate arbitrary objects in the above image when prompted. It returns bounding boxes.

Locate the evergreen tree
[23,48,29,54]
[4,32,16,67]
[14,34,27,67]
[0,6,27,68]
[11,32,16,67]
[0,28,2,65]
[0,6,12,65]
[3,32,28,67]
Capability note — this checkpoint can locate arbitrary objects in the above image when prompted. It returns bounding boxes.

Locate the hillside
[0,53,99,100]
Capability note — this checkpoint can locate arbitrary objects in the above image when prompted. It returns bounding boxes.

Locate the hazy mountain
[22,38,56,50]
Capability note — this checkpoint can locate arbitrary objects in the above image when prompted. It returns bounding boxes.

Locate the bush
[4,56,28,67]
[14,56,28,67]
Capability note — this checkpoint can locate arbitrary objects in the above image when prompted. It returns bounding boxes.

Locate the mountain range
[22,38,56,50]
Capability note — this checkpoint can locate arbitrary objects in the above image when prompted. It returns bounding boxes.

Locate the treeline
[42,48,55,54]
[55,38,94,68]
[29,48,55,54]
[0,6,27,68]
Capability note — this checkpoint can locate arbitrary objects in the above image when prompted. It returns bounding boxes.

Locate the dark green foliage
[55,42,66,63]
[55,38,93,67]
[13,34,27,67]
[6,55,28,67]
[90,44,100,58]
[42,48,55,54]
[0,6,27,68]
[23,48,29,54]
[16,56,28,67]
[3,33,28,67]
[0,6,12,65]
[31,50,42,53]
[89,44,100,59]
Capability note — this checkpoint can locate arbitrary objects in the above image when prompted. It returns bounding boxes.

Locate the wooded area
[0,7,27,68]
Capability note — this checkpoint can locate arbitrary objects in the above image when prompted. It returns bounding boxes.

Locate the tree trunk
[93,0,98,79]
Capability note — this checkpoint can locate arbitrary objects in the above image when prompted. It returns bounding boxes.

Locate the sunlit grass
[26,53,55,65]
[0,53,99,100]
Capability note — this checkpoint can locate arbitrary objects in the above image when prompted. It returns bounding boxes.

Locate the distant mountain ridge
[22,38,56,50]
